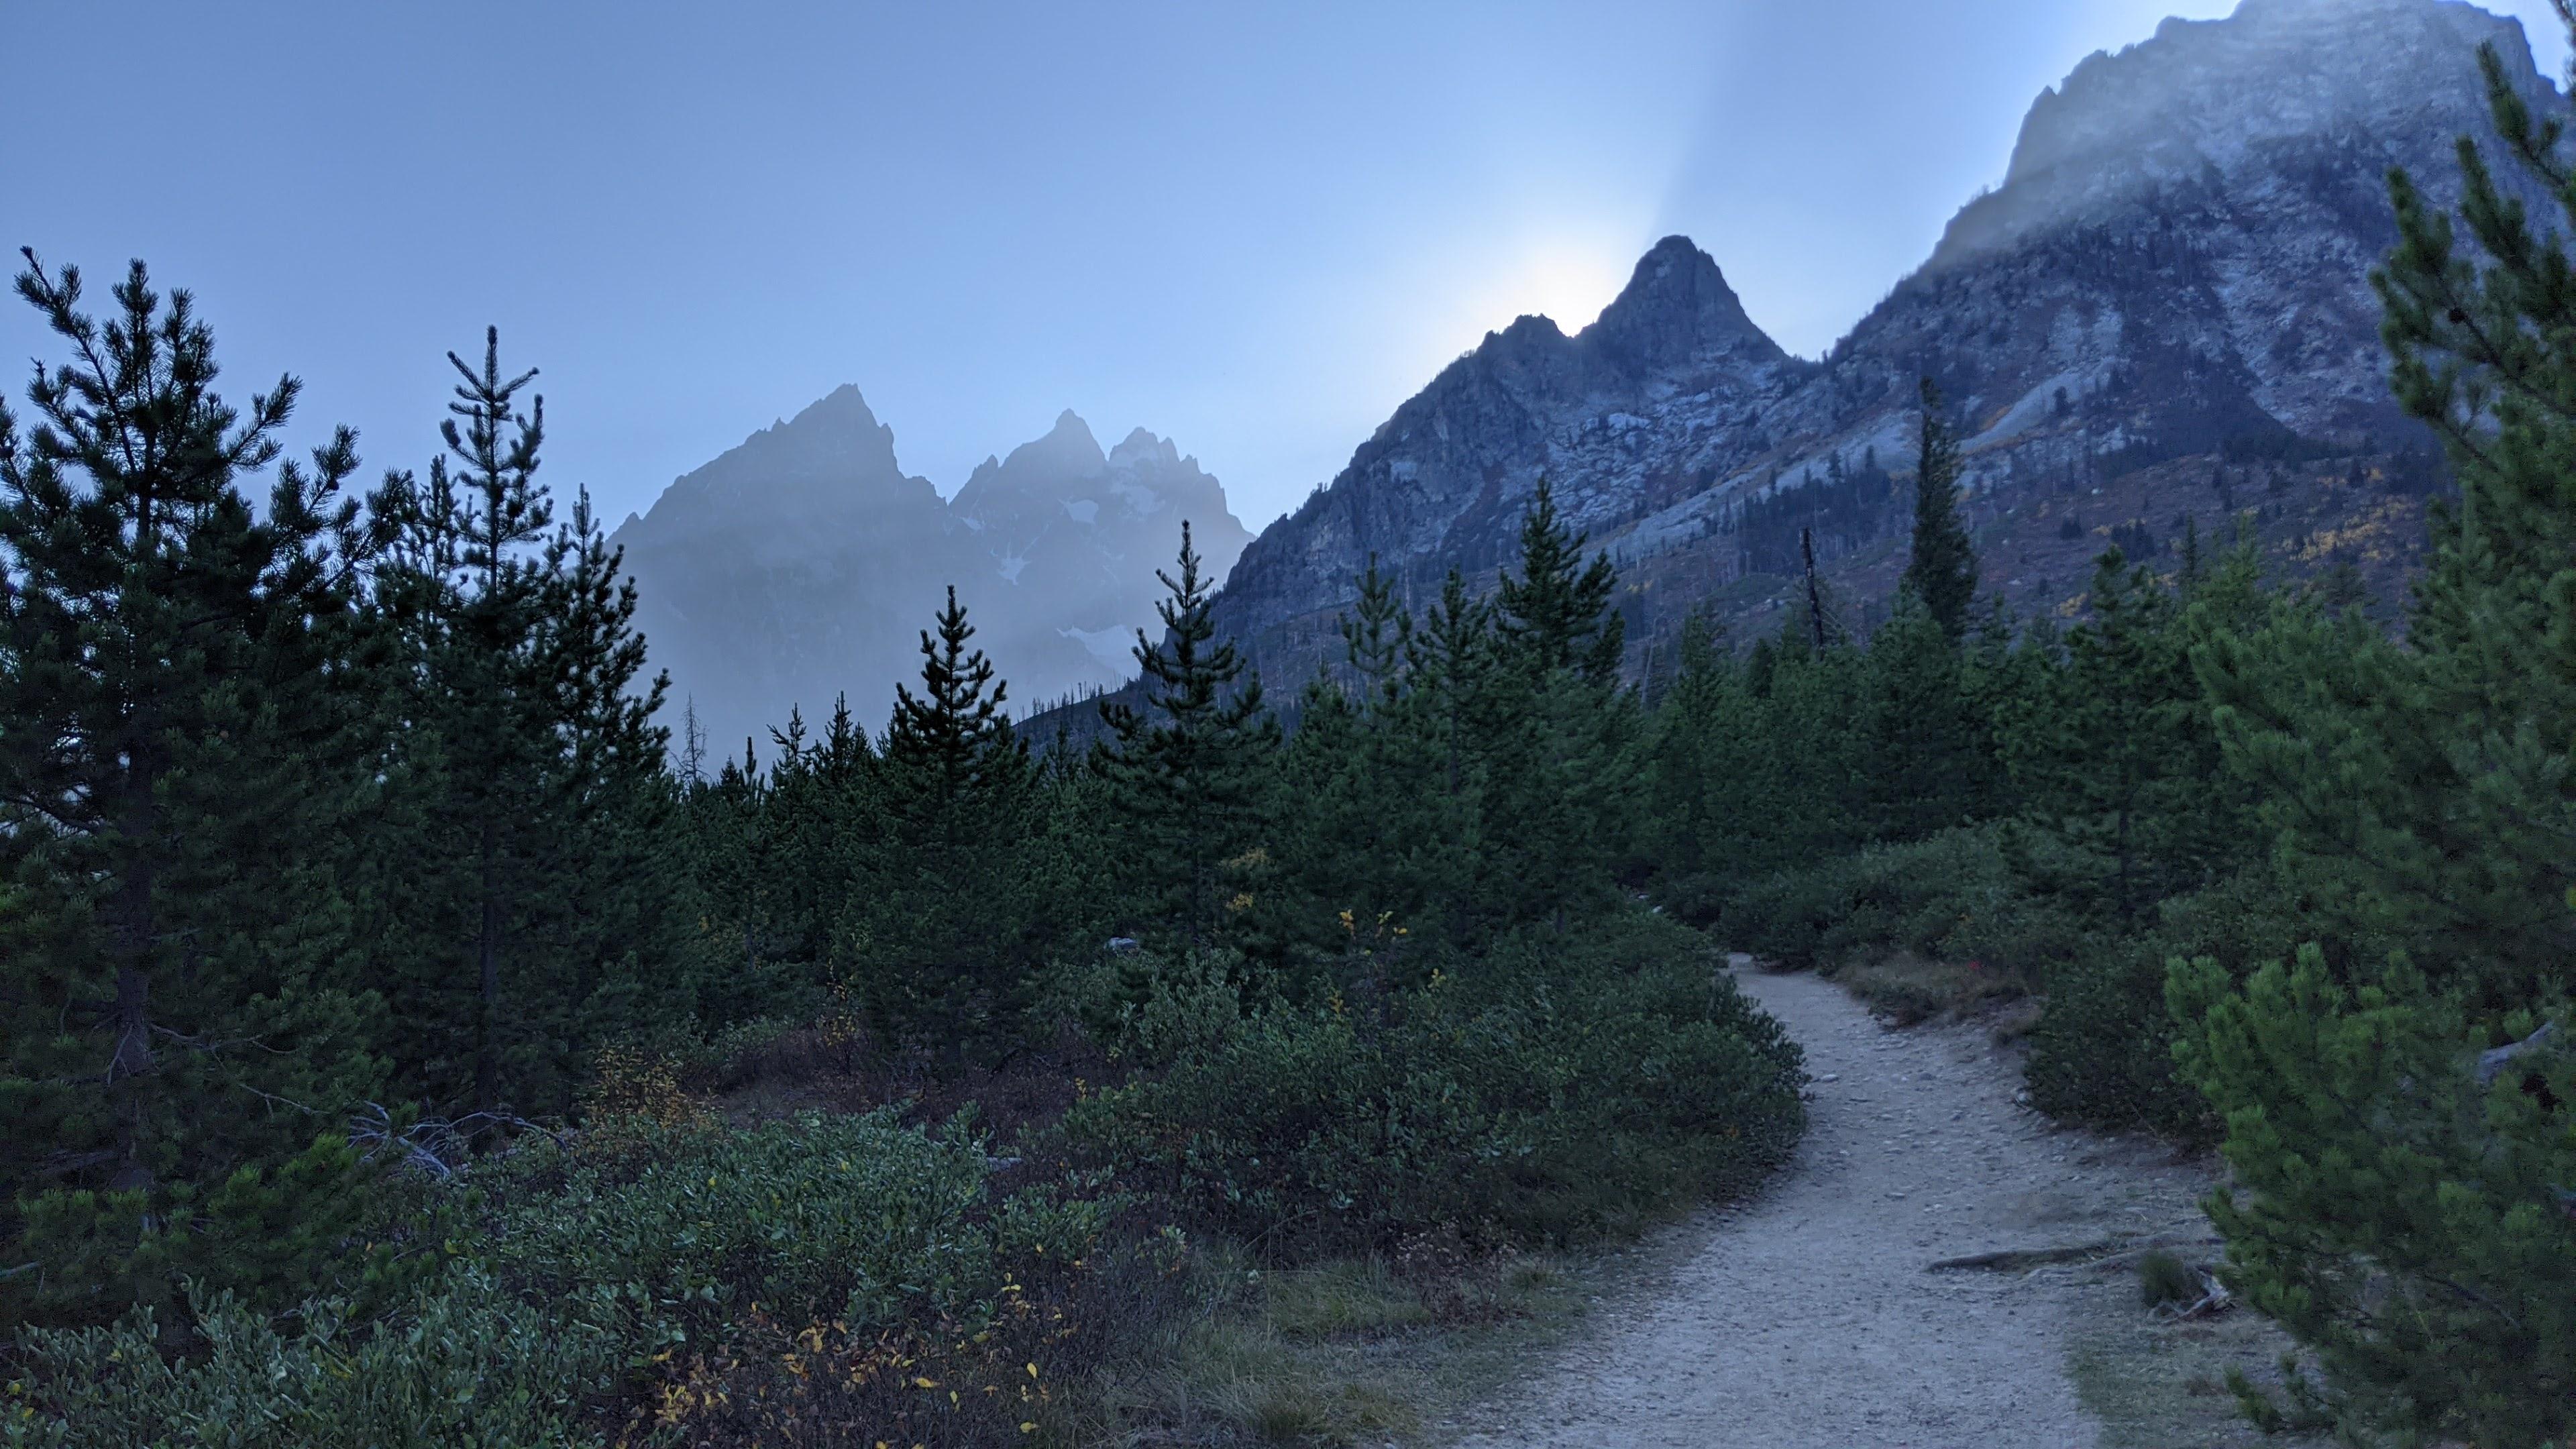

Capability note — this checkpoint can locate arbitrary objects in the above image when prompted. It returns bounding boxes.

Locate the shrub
[2137,1249,2200,1310]
[2025,865,2314,1140]
[644,1236,1194,1448]
[1723,825,2088,983]
[7,1111,1116,1448]
[1059,912,1804,1252]
[2172,948,2576,1445]
[2023,938,2208,1138]
[476,1109,1102,1346]
[1,1271,624,1449]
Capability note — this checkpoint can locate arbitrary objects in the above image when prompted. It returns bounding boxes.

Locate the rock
[2476,1021,2561,1087]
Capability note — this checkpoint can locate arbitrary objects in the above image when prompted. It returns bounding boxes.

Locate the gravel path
[1450,962,2215,1449]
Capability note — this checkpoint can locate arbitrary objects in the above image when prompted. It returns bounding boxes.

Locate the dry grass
[2065,1271,2328,1449]
[1825,949,2031,1026]
[1072,1239,1660,1446]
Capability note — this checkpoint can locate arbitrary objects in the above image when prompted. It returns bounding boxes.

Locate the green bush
[477,1109,1104,1344]
[2137,1249,2201,1311]
[1060,912,1804,1252]
[1,1271,623,1449]
[2025,866,2316,1139]
[2024,938,2208,1137]
[7,1111,1112,1448]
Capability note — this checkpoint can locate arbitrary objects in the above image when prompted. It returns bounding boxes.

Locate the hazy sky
[7,1,2564,532]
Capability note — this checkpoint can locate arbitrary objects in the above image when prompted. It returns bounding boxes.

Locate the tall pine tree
[861,587,1037,1057]
[0,254,392,1325]
[1900,378,1979,642]
[1097,523,1279,947]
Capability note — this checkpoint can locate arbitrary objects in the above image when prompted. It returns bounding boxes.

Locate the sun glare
[1476,241,1628,338]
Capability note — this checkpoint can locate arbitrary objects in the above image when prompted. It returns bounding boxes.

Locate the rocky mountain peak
[612,383,933,553]
[1109,426,1181,470]
[1581,235,1784,373]
[1005,409,1108,478]
[733,382,904,485]
[1935,0,2551,266]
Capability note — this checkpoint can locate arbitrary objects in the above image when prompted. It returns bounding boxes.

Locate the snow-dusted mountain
[611,392,1249,757]
[1170,0,2559,697]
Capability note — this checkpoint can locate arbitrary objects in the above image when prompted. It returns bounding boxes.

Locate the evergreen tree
[1863,598,1991,841]
[1480,484,1642,928]
[2009,548,2246,920]
[372,330,564,1115]
[1901,378,1979,642]
[535,488,691,1049]
[1339,552,1411,708]
[861,588,1036,1057]
[1271,557,1466,971]
[1495,477,1625,681]
[2174,24,2576,1437]
[1098,523,1279,946]
[0,255,392,1324]
[370,331,684,1118]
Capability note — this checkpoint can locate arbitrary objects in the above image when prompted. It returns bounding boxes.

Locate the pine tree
[862,587,1036,1057]
[1863,597,1990,841]
[537,487,691,1050]
[1901,378,1979,642]
[0,254,392,1324]
[370,332,684,1118]
[1339,553,1411,708]
[1480,483,1642,928]
[372,330,565,1116]
[1098,523,1279,946]
[2010,548,2247,920]
[1495,477,1625,681]
[1271,558,1468,970]
[2173,22,2576,1437]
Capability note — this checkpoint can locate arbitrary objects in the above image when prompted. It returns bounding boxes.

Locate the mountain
[612,392,1250,757]
[1175,0,2559,700]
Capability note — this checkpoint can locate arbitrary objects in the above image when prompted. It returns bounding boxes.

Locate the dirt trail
[1449,962,2221,1449]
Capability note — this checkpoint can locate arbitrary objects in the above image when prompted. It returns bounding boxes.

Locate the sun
[1448,239,1631,347]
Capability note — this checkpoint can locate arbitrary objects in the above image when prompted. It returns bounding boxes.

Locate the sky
[6,1,2566,534]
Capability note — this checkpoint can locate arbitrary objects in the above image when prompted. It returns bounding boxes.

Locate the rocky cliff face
[612,392,1250,757]
[1189,0,2559,694]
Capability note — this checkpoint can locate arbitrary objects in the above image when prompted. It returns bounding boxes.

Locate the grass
[1825,949,2031,1026]
[2066,1276,2327,1449]
[1074,1234,1686,1446]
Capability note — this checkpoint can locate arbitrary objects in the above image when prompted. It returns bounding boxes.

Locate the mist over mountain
[1092,0,2559,712]
[622,0,2555,754]
[611,391,1250,757]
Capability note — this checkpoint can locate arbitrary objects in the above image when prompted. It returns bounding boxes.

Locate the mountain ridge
[1126,0,2561,714]
[612,396,1250,756]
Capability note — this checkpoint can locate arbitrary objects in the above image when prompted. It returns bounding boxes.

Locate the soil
[1444,960,2309,1449]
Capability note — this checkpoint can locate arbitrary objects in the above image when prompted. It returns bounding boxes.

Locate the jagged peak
[1000,409,1106,478]
[1109,426,1183,470]
[612,382,926,545]
[1580,235,1784,372]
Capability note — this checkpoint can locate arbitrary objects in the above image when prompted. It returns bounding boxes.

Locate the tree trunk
[476,818,501,1116]
[107,746,161,1192]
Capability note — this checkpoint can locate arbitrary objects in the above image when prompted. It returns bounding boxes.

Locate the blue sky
[6,1,2564,532]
